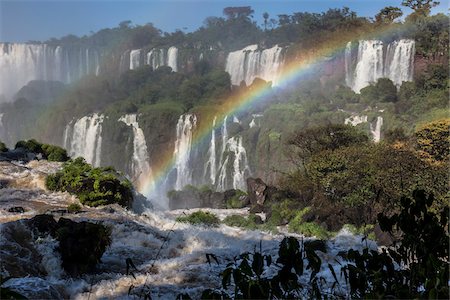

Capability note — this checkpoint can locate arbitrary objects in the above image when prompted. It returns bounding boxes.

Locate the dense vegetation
[176,211,220,227]
[15,139,69,162]
[46,157,133,207]
[198,189,448,299]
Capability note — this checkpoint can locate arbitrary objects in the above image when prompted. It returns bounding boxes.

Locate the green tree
[402,0,440,17]
[375,6,403,24]
[263,12,269,30]
[415,119,450,162]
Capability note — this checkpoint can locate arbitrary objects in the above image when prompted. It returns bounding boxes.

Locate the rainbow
[138,24,413,204]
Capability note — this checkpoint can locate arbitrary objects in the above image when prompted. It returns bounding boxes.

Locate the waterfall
[217,136,250,191]
[346,39,415,93]
[384,40,415,86]
[64,113,104,166]
[344,115,368,126]
[204,116,217,185]
[119,114,152,187]
[129,49,142,70]
[0,43,100,99]
[219,115,228,166]
[146,49,165,70]
[352,40,384,93]
[167,47,178,72]
[370,116,383,143]
[173,114,197,190]
[344,42,353,88]
[225,44,284,87]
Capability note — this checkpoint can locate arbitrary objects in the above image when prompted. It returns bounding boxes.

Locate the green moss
[176,211,220,227]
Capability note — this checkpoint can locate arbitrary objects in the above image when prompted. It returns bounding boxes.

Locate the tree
[263,12,269,30]
[223,6,254,20]
[402,0,440,18]
[287,124,368,172]
[415,119,450,162]
[375,6,403,24]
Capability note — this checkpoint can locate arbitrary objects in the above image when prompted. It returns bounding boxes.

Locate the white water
[142,47,178,71]
[0,43,100,100]
[346,39,415,93]
[167,47,178,72]
[384,40,415,86]
[0,160,379,299]
[129,49,142,70]
[225,44,284,87]
[119,114,152,188]
[344,115,368,126]
[217,136,250,191]
[173,114,197,190]
[146,49,165,70]
[370,116,383,143]
[64,114,104,166]
[204,117,217,185]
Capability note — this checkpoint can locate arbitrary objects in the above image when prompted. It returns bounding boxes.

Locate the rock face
[168,188,225,210]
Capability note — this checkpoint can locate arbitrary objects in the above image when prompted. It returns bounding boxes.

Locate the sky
[0,0,447,42]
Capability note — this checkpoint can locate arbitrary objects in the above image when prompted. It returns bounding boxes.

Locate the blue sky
[0,0,447,42]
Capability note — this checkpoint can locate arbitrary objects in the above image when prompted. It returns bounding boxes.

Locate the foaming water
[1,160,377,299]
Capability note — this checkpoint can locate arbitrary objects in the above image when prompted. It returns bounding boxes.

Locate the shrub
[226,190,248,209]
[67,203,82,213]
[223,214,258,230]
[288,207,332,239]
[0,141,7,152]
[176,211,220,227]
[46,157,133,207]
[15,139,69,162]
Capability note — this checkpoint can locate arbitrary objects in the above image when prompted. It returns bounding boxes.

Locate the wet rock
[168,188,230,209]
[55,217,111,276]
[2,277,66,299]
[373,223,395,247]
[247,178,267,206]
[27,214,58,236]
[7,206,25,213]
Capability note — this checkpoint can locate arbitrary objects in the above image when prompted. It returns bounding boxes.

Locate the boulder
[55,217,111,276]
[246,178,268,206]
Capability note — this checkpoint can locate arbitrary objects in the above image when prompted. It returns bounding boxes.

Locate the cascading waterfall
[345,39,415,93]
[119,114,152,187]
[384,40,415,86]
[344,115,368,126]
[204,117,217,185]
[167,47,178,72]
[352,40,384,93]
[173,114,197,190]
[217,136,250,191]
[63,113,104,167]
[129,49,142,70]
[225,44,284,87]
[370,116,383,143]
[0,43,100,99]
[125,47,178,71]
[146,49,165,70]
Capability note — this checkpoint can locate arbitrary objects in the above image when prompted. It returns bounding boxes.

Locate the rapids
[0,160,377,299]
